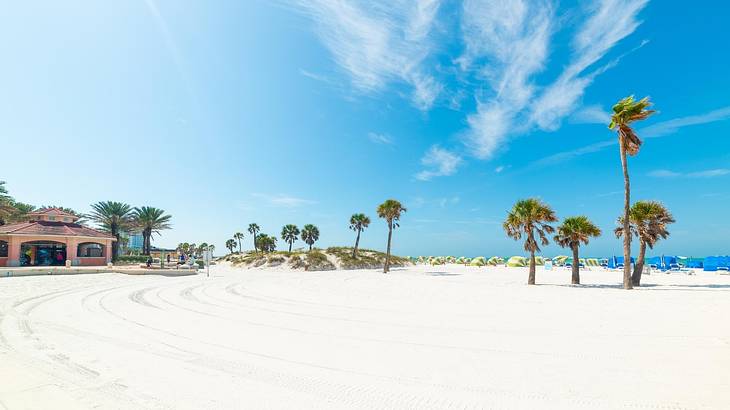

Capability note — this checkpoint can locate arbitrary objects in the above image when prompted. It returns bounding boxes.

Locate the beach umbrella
[487,256,504,266]
[506,256,527,267]
[470,256,487,266]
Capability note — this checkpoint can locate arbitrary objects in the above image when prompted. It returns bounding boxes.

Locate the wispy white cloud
[460,0,553,159]
[294,0,652,177]
[251,193,316,207]
[291,0,443,110]
[415,146,463,181]
[530,105,730,168]
[438,196,460,207]
[299,68,336,85]
[530,0,649,131]
[529,139,615,168]
[367,132,393,145]
[649,169,730,178]
[495,165,505,173]
[570,104,611,124]
[643,106,730,138]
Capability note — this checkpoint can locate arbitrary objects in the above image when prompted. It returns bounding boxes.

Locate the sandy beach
[1,264,729,409]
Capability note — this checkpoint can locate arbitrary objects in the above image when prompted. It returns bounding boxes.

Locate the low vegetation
[220,246,411,271]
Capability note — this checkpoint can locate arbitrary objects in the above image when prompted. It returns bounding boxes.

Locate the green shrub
[305,251,335,271]
[289,255,305,269]
[115,255,149,264]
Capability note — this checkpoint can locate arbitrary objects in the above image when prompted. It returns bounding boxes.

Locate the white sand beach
[2,264,729,409]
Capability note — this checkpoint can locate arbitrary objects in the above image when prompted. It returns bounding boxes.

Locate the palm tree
[377,199,407,273]
[89,201,134,259]
[208,244,215,256]
[301,224,320,251]
[233,232,244,253]
[554,216,602,285]
[256,234,277,253]
[503,198,558,285]
[225,239,237,254]
[349,213,371,257]
[131,206,172,255]
[0,182,17,225]
[177,242,190,258]
[615,201,675,286]
[281,224,300,253]
[198,243,208,256]
[248,223,260,254]
[609,95,656,289]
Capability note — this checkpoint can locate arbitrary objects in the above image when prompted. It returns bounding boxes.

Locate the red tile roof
[28,208,79,218]
[0,221,115,239]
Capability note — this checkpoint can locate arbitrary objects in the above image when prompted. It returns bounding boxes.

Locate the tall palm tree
[301,224,320,251]
[89,201,134,259]
[609,95,656,289]
[615,201,675,286]
[377,199,407,273]
[208,244,215,255]
[503,198,558,285]
[131,206,172,255]
[233,232,244,253]
[281,224,300,253]
[554,216,602,285]
[349,213,371,257]
[248,223,260,254]
[225,239,237,254]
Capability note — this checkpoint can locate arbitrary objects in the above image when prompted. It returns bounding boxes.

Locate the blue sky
[1,0,729,257]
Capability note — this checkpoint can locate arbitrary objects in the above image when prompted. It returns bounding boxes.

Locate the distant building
[118,231,144,255]
[128,233,144,251]
[0,208,115,267]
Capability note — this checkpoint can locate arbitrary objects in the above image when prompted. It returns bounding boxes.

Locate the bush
[325,247,411,270]
[289,255,305,269]
[305,251,335,271]
[115,255,149,264]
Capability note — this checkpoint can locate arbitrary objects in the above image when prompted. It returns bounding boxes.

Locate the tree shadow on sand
[542,283,730,291]
[424,271,462,277]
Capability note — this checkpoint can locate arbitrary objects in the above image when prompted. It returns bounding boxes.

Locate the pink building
[0,208,115,267]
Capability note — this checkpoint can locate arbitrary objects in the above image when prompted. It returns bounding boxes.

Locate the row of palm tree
[504,198,674,286]
[177,242,214,259]
[228,223,322,254]
[223,200,406,273]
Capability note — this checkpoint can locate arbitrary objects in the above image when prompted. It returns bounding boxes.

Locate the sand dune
[1,264,729,409]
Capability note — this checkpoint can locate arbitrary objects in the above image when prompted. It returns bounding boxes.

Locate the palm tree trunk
[619,137,634,290]
[238,241,241,253]
[571,244,580,285]
[352,229,361,258]
[528,249,536,285]
[111,223,119,261]
[384,223,393,273]
[288,242,292,253]
[252,234,257,255]
[632,241,647,286]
